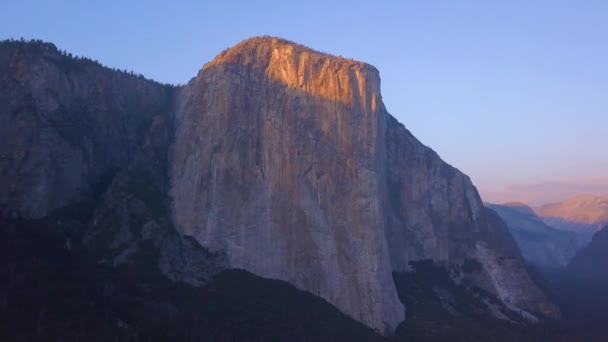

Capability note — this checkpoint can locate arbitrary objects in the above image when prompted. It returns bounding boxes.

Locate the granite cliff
[0,37,558,337]
[171,37,557,333]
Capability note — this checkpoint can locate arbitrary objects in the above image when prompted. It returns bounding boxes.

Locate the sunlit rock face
[171,37,402,334]
[171,37,558,333]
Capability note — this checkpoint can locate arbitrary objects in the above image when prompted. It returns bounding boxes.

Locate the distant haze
[481,179,608,206]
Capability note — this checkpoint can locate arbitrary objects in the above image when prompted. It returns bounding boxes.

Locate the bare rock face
[171,37,558,333]
[171,37,403,333]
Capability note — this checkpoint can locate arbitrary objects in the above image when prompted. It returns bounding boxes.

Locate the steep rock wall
[171,37,558,333]
[171,37,403,334]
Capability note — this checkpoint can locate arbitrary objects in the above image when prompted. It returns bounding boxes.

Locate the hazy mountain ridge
[0,37,558,338]
[539,226,608,340]
[487,203,580,268]
[535,194,608,224]
[532,194,608,247]
[567,225,608,280]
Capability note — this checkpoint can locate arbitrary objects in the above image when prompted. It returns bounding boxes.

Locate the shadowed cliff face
[568,226,608,281]
[384,117,558,320]
[0,41,173,218]
[550,226,608,336]
[171,37,558,333]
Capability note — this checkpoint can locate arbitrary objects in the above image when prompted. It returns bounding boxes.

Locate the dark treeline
[0,37,177,87]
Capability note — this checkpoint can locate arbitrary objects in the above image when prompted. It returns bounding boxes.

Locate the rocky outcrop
[171,37,558,333]
[488,203,580,267]
[1,37,559,335]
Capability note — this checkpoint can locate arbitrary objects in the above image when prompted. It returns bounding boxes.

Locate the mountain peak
[201,36,382,111]
[492,202,536,216]
[502,201,530,208]
[205,36,375,71]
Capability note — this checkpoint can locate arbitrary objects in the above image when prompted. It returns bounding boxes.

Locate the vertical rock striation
[171,37,558,333]
[171,37,403,333]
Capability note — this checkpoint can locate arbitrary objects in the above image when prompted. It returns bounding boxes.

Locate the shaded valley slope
[488,203,579,268]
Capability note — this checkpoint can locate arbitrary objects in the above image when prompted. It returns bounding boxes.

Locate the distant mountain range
[488,194,608,268]
[536,194,608,224]
[534,194,608,246]
[487,203,579,268]
[489,197,608,339]
[481,180,608,206]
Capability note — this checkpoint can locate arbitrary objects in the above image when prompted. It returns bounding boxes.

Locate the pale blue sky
[2,1,607,203]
